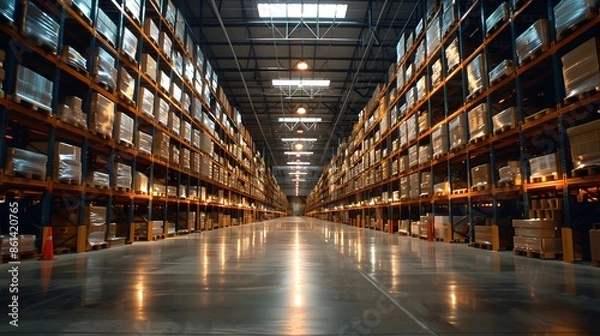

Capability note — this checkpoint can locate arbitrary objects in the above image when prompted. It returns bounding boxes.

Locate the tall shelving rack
[307,0,600,262]
[0,0,286,255]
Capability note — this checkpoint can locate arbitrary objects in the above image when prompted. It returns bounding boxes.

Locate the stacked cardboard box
[56,96,86,129]
[512,219,562,257]
[561,37,600,99]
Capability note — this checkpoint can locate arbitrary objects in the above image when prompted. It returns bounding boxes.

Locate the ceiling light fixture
[287,161,311,165]
[278,117,322,123]
[284,152,313,155]
[296,60,309,70]
[296,107,307,114]
[289,172,308,175]
[294,143,304,150]
[257,3,348,19]
[281,138,318,142]
[272,79,330,87]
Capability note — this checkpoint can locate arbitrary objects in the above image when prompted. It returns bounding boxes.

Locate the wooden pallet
[70,4,93,26]
[134,190,149,195]
[564,88,600,105]
[469,134,489,144]
[94,80,115,93]
[493,125,514,135]
[114,186,131,193]
[513,249,561,260]
[63,60,89,77]
[55,114,87,129]
[470,242,494,250]
[124,7,141,26]
[529,173,559,184]
[449,144,466,153]
[466,88,483,101]
[106,237,126,248]
[117,139,134,149]
[90,129,111,140]
[556,11,597,42]
[573,166,600,178]
[11,95,52,115]
[498,179,519,188]
[85,182,110,190]
[54,246,77,254]
[451,188,468,195]
[524,108,554,124]
[89,243,108,251]
[55,178,81,186]
[25,34,58,55]
[471,184,490,193]
[4,167,46,181]
[118,92,136,107]
[518,45,549,65]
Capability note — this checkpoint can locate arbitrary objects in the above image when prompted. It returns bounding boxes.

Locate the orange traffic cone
[40,259,53,294]
[40,227,56,260]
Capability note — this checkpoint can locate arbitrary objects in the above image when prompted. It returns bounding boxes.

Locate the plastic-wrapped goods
[22,1,59,53]
[195,45,205,73]
[426,12,441,54]
[152,181,166,196]
[30,141,82,184]
[155,97,169,126]
[529,153,560,179]
[408,145,418,169]
[118,69,135,103]
[468,103,489,141]
[159,70,170,92]
[203,116,216,134]
[191,152,201,173]
[5,148,47,178]
[71,0,92,23]
[121,27,138,61]
[420,171,432,196]
[96,7,117,47]
[192,128,201,149]
[409,173,420,199]
[405,63,414,82]
[184,58,195,83]
[186,34,194,58]
[489,60,514,84]
[499,161,521,185]
[170,144,180,166]
[492,107,517,132]
[406,86,416,109]
[416,75,427,101]
[133,172,149,193]
[167,186,178,198]
[90,93,115,138]
[554,0,597,38]
[406,32,414,52]
[445,38,460,74]
[175,9,185,42]
[87,206,107,246]
[165,0,176,28]
[139,87,154,118]
[561,37,600,99]
[442,0,456,36]
[415,18,424,38]
[201,131,214,155]
[89,171,110,188]
[467,54,485,96]
[182,121,192,143]
[431,59,442,87]
[400,176,409,200]
[124,0,141,22]
[15,65,53,112]
[567,119,600,170]
[434,181,450,196]
[202,80,211,103]
[136,131,153,155]
[399,121,408,148]
[396,33,405,63]
[418,111,429,134]
[432,124,448,157]
[486,2,509,35]
[61,45,87,72]
[171,82,182,102]
[449,113,467,150]
[114,111,134,146]
[144,18,159,45]
[182,92,191,114]
[471,163,491,188]
[93,47,117,91]
[407,113,417,142]
[192,96,203,123]
[419,144,432,165]
[114,163,132,189]
[173,50,183,76]
[160,31,172,59]
[516,19,549,65]
[180,148,191,170]
[141,54,157,82]
[154,132,170,161]
[200,157,212,178]
[56,96,86,129]
[415,40,427,70]
[0,0,15,23]
[168,111,180,136]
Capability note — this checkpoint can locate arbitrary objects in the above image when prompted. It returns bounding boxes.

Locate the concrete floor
[1,217,600,335]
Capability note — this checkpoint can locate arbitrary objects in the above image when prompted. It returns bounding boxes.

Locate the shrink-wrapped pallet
[399,155,408,173]
[114,163,132,189]
[142,54,157,82]
[118,69,135,103]
[164,0,176,28]
[15,65,53,112]
[184,58,195,83]
[431,59,442,86]
[0,0,15,23]
[114,111,134,146]
[124,0,141,22]
[22,1,59,53]
[554,0,597,38]
[160,31,172,59]
[492,107,517,132]
[159,70,170,92]
[139,87,154,118]
[96,7,117,46]
[61,45,87,72]
[415,40,427,70]
[121,27,138,61]
[155,97,169,126]
[416,75,427,101]
[192,128,201,149]
[29,142,82,184]
[172,50,183,76]
[467,54,485,96]
[153,132,170,161]
[407,113,417,142]
[191,152,201,173]
[56,96,86,129]
[561,37,600,99]
[486,2,509,35]
[567,118,600,170]
[87,205,107,246]
[449,113,467,150]
[93,47,117,91]
[419,144,432,165]
[471,163,491,188]
[426,12,441,53]
[468,103,489,141]
[90,93,115,138]
[144,18,159,45]
[180,148,191,171]
[137,131,153,155]
[89,171,110,188]
[409,173,420,199]
[529,153,560,179]
[182,121,192,143]
[168,111,181,136]
[432,124,448,157]
[71,0,92,22]
[516,19,549,65]
[499,161,521,185]
[170,144,180,165]
[421,171,432,196]
[442,0,456,36]
[133,172,149,194]
[409,145,418,169]
[445,38,460,73]
[171,82,182,102]
[5,148,47,178]
[489,60,514,84]
[400,176,409,200]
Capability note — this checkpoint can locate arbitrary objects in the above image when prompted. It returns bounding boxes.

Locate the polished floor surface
[1,217,600,335]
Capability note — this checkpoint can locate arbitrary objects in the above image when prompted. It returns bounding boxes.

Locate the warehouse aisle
[1,217,599,335]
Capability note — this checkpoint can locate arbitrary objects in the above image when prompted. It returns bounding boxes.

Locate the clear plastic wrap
[471,163,490,187]
[409,173,420,199]
[182,92,191,114]
[419,144,432,165]
[184,58,195,83]
[71,0,92,23]
[492,107,516,132]
[133,172,149,193]
[406,32,414,52]
[137,131,153,155]
[175,9,185,42]
[171,82,182,102]
[165,0,176,28]
[94,47,117,91]
[468,103,489,140]
[416,75,427,101]
[415,18,424,38]
[144,18,159,45]
[23,1,59,53]
[173,50,183,76]
[529,153,559,178]
[186,34,194,58]
[400,176,409,200]
[56,96,87,129]
[434,181,450,196]
[87,205,107,245]
[15,65,53,111]
[399,121,408,148]
[516,19,549,65]
[154,132,170,161]
[449,113,467,150]
[195,45,205,72]
[96,7,117,46]
[182,121,192,143]
[201,131,214,155]
[119,69,135,103]
[486,2,508,35]
[426,12,441,53]
[396,33,405,63]
[152,181,166,196]
[180,148,191,170]
[5,147,47,178]
[498,161,521,184]
[178,184,187,199]
[418,111,429,134]
[90,171,110,188]
[114,163,132,189]
[139,87,154,117]
[431,59,442,86]
[169,111,181,136]
[408,145,418,168]
[407,113,417,142]
[554,0,597,38]
[91,92,115,138]
[191,152,201,173]
[160,32,172,58]
[155,97,169,126]
[124,0,141,22]
[561,37,600,98]
[114,111,134,145]
[567,118,600,169]
[192,129,201,149]
[442,0,456,36]
[420,172,432,196]
[445,37,460,73]
[200,157,212,177]
[489,60,514,84]
[432,124,448,157]
[159,70,170,92]
[121,27,138,61]
[46,142,82,184]
[167,186,178,198]
[142,54,157,82]
[467,54,485,96]
[192,96,203,122]
[61,45,87,71]
[415,40,427,70]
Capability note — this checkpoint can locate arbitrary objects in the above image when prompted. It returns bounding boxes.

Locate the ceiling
[174,0,420,197]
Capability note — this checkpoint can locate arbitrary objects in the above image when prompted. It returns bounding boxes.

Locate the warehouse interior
[1,0,600,334]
